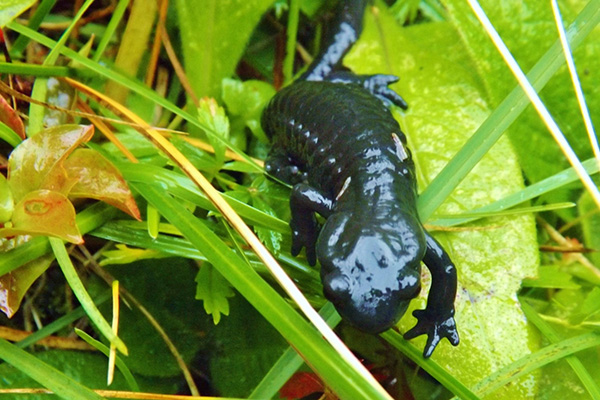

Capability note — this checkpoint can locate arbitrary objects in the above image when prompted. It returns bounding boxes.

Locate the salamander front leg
[404,232,459,358]
[290,184,334,266]
[265,147,308,184]
[326,72,408,109]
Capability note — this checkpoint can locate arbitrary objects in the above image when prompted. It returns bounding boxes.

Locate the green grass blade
[10,0,56,56]
[118,162,289,232]
[470,332,600,397]
[467,0,600,208]
[93,0,130,62]
[49,237,127,355]
[551,0,600,161]
[520,301,600,399]
[432,202,574,225]
[284,0,300,84]
[0,120,22,147]
[0,62,77,77]
[132,181,392,400]
[0,338,105,400]
[429,157,599,227]
[418,0,600,220]
[381,330,479,400]
[75,329,140,392]
[90,221,322,288]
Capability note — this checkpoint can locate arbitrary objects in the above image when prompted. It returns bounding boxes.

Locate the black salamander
[261,0,459,357]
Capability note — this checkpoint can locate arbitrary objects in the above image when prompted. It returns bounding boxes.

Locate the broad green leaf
[345,7,539,398]
[8,125,93,202]
[442,0,600,207]
[195,263,235,324]
[0,190,82,243]
[0,173,14,223]
[64,149,141,220]
[0,253,53,318]
[0,0,36,28]
[174,0,276,101]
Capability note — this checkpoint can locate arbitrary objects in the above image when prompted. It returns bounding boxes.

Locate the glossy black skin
[261,0,459,357]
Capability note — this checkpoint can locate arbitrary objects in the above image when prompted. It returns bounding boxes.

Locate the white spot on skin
[336,177,351,201]
[392,133,408,161]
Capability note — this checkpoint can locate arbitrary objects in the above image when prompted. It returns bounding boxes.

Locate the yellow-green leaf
[0,190,82,243]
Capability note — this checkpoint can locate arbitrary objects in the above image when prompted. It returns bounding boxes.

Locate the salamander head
[317,212,426,333]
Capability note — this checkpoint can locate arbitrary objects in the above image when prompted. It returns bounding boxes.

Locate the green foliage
[0,0,599,398]
[175,0,277,101]
[195,263,235,324]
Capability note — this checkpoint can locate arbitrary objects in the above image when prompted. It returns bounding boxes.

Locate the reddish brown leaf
[279,372,326,400]
[7,124,94,202]
[64,148,141,220]
[0,254,54,318]
[0,95,25,140]
[0,189,82,243]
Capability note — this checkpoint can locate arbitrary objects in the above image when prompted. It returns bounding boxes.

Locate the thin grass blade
[0,338,105,400]
[466,0,600,209]
[520,301,600,398]
[49,237,127,355]
[418,0,600,219]
[551,0,600,163]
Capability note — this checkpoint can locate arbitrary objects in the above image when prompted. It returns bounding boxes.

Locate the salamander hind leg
[404,232,459,358]
[265,147,308,185]
[290,184,334,266]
